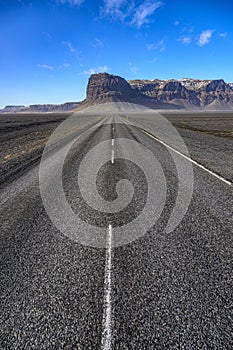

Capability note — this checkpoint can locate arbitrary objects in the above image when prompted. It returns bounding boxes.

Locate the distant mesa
[2,105,26,112]
[0,102,80,113]
[1,73,233,113]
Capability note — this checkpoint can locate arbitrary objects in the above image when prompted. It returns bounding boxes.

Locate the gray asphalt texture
[0,114,232,349]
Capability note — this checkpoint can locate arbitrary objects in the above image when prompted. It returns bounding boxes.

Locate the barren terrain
[1,111,233,187]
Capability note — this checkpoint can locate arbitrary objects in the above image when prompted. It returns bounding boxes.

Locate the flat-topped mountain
[80,73,182,110]
[0,102,80,113]
[86,73,136,101]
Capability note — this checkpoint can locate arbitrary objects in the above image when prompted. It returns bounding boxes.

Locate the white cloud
[61,63,71,68]
[42,31,52,40]
[93,38,104,48]
[37,64,54,70]
[220,32,227,38]
[101,0,162,27]
[131,1,162,27]
[147,43,155,51]
[178,36,192,45]
[150,57,157,63]
[63,41,81,58]
[198,30,213,46]
[101,0,127,21]
[83,65,111,75]
[147,39,165,52]
[63,41,76,53]
[18,0,25,5]
[57,0,84,6]
[129,62,138,74]
[18,0,32,8]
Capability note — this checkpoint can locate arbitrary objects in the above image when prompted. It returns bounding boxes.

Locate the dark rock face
[86,73,139,102]
[196,80,233,107]
[162,81,183,92]
[129,77,233,109]
[129,79,200,107]
[205,79,230,93]
[83,73,182,109]
[161,82,200,106]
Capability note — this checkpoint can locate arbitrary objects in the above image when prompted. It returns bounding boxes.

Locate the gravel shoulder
[166,112,233,182]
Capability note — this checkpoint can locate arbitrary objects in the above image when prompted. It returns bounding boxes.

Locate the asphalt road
[0,114,232,349]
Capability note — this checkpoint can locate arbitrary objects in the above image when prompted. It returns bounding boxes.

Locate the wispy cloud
[129,62,138,74]
[42,31,52,40]
[63,41,76,53]
[220,32,227,38]
[101,0,128,21]
[37,64,54,70]
[83,65,111,75]
[63,41,81,58]
[18,0,26,7]
[57,0,85,6]
[174,20,179,26]
[101,0,162,27]
[93,38,104,48]
[198,30,213,46]
[147,43,156,51]
[131,1,162,27]
[147,39,165,52]
[60,63,71,68]
[18,0,32,8]
[178,36,192,45]
[149,57,157,63]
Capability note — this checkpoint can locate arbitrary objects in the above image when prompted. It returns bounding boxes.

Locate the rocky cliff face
[86,73,137,102]
[82,73,233,110]
[82,73,181,109]
[129,78,233,109]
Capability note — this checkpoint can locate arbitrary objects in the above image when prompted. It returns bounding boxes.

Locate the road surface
[0,113,232,349]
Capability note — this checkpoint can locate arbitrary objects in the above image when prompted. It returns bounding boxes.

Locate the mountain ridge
[127,77,233,109]
[1,73,233,113]
[79,73,233,110]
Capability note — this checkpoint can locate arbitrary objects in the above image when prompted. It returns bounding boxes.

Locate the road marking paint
[112,138,114,147]
[101,224,113,350]
[111,149,114,164]
[143,130,232,187]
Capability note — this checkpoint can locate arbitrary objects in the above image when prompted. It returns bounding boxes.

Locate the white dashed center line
[111,137,114,164]
[101,224,113,350]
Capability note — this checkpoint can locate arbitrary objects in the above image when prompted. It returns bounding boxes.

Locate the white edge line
[101,224,113,350]
[143,130,232,187]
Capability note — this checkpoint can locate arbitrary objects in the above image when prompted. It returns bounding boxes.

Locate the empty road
[0,113,232,349]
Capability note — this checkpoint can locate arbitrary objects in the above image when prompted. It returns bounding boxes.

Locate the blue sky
[0,0,232,108]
